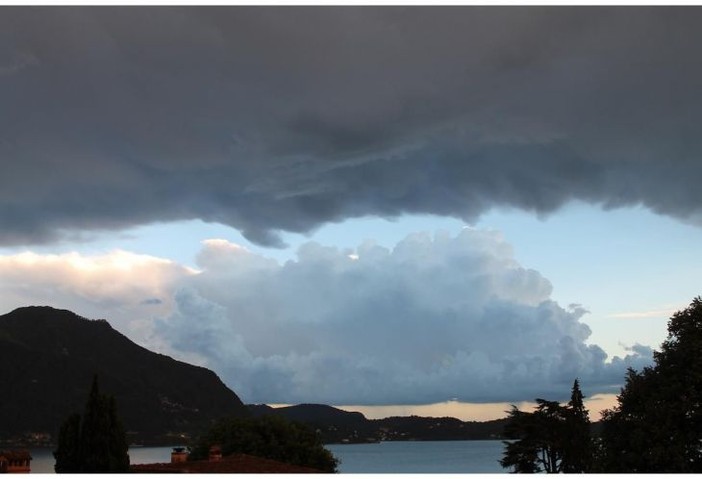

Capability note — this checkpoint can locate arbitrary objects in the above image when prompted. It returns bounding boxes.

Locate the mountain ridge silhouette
[0,306,247,444]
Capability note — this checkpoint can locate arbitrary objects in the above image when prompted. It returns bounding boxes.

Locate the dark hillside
[0,306,247,444]
[255,403,367,426]
[375,415,509,441]
[248,403,374,443]
[248,403,509,443]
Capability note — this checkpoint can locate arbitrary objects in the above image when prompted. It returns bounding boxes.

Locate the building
[130,446,322,474]
[0,450,32,473]
[170,447,188,463]
[208,444,222,462]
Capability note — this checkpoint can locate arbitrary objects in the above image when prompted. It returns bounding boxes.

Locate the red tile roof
[130,453,324,473]
[0,450,32,461]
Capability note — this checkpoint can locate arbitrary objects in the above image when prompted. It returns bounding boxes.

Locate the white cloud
[159,229,652,405]
[0,249,193,354]
[0,230,653,405]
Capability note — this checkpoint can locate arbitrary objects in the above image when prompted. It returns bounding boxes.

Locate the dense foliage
[54,376,129,473]
[502,297,702,473]
[500,379,591,473]
[597,297,702,472]
[189,414,339,472]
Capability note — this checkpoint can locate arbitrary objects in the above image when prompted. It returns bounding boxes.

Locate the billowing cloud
[0,229,653,404]
[2,7,702,246]
[159,229,652,405]
[0,250,193,348]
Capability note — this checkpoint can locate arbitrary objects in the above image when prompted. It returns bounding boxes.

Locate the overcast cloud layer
[0,230,651,405]
[2,7,702,246]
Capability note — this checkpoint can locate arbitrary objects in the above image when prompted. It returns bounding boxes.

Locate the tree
[501,399,566,473]
[106,396,130,472]
[53,413,81,473]
[80,376,112,472]
[53,375,129,473]
[598,297,702,472]
[595,367,662,472]
[500,406,541,473]
[189,414,339,472]
[562,379,592,472]
[500,380,591,473]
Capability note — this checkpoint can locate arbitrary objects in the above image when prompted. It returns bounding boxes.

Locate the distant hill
[250,403,367,426]
[248,403,510,443]
[0,306,248,445]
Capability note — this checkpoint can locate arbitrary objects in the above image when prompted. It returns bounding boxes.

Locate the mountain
[373,415,510,442]
[0,306,247,445]
[250,403,367,426]
[248,403,510,443]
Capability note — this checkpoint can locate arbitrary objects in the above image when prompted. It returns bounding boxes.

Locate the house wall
[6,458,31,473]
[0,452,31,474]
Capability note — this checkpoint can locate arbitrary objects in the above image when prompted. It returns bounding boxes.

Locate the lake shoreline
[28,440,508,474]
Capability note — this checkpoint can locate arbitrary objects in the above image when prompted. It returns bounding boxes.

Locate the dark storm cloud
[3,7,702,245]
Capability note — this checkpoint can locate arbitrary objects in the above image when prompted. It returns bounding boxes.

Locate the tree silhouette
[598,297,702,472]
[562,379,592,472]
[189,415,339,472]
[53,413,81,473]
[54,375,129,472]
[500,380,591,473]
[500,406,541,473]
[106,396,130,472]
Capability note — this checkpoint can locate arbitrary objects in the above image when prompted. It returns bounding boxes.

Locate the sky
[2,6,702,421]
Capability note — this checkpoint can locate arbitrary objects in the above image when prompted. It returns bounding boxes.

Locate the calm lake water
[327,440,507,473]
[29,440,507,473]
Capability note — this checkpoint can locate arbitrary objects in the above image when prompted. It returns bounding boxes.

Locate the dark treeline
[53,377,340,473]
[501,296,702,473]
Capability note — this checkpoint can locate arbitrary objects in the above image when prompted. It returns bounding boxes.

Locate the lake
[327,440,507,473]
[29,440,508,473]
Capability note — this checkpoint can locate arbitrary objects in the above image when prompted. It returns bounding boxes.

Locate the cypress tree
[53,413,82,473]
[107,396,130,472]
[81,376,111,472]
[562,379,592,472]
[53,375,130,472]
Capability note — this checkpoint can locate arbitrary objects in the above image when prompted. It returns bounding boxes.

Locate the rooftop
[0,450,32,461]
[130,452,324,474]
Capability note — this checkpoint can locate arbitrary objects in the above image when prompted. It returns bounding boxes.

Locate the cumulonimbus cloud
[0,230,652,404]
[2,7,702,246]
[158,229,652,405]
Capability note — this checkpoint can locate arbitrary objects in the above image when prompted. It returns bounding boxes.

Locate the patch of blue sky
[477,201,702,358]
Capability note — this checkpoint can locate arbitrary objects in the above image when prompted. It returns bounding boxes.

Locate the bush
[190,414,339,472]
